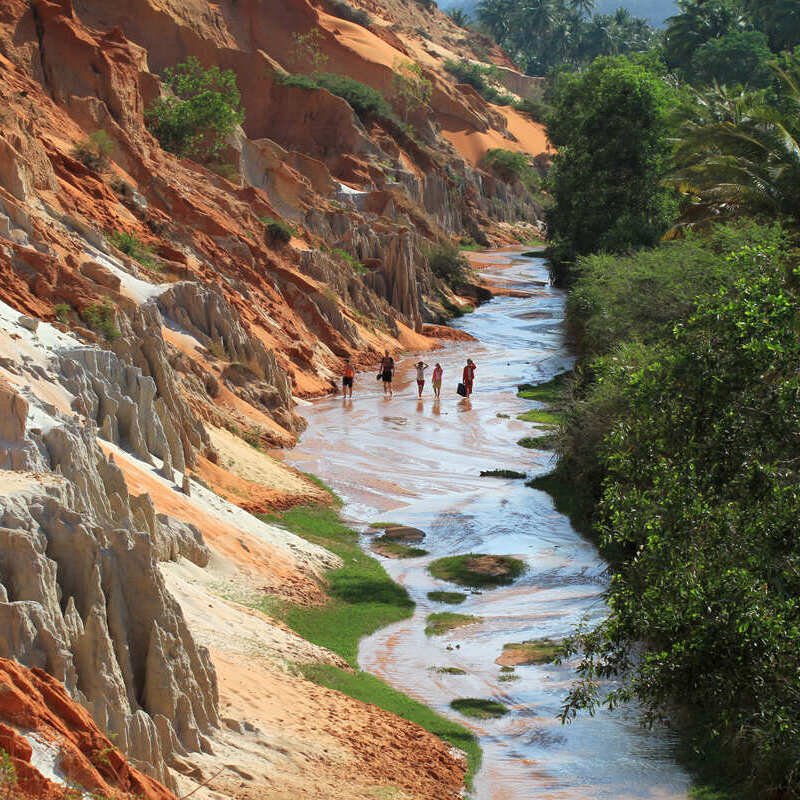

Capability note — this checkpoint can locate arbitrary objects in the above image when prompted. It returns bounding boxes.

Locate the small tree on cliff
[546,56,677,284]
[392,60,432,122]
[146,57,244,163]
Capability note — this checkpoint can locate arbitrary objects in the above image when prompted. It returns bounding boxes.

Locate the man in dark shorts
[342,358,355,398]
[380,350,395,397]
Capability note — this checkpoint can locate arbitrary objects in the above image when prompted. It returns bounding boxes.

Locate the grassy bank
[259,503,481,787]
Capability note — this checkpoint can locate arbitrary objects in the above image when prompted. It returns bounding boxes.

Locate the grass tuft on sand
[427,591,468,605]
[429,554,526,588]
[450,698,508,719]
[260,503,480,786]
[425,612,481,636]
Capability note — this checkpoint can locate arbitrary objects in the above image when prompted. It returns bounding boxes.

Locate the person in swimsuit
[431,363,443,398]
[380,350,395,396]
[415,361,429,398]
[462,358,476,398]
[342,358,355,399]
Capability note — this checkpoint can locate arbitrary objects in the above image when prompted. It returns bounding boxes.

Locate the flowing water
[288,249,691,799]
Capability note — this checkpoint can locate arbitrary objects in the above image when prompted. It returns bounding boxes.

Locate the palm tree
[742,0,800,51]
[669,60,800,221]
[664,0,747,72]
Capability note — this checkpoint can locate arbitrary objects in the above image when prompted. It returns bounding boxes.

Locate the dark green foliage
[106,230,159,270]
[690,30,773,87]
[427,241,470,287]
[546,56,677,283]
[261,216,296,244]
[450,698,508,719]
[476,0,656,74]
[278,72,394,123]
[670,55,800,222]
[81,302,121,341]
[145,57,244,162]
[554,223,800,795]
[481,148,540,192]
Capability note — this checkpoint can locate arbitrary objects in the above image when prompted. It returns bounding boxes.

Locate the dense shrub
[546,56,677,283]
[261,216,296,244]
[690,30,774,88]
[481,148,539,193]
[145,57,244,162]
[426,241,469,288]
[553,222,800,795]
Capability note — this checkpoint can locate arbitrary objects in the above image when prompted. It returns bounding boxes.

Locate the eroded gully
[287,249,691,799]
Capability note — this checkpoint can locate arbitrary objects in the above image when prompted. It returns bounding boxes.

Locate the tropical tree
[670,56,800,222]
[546,56,677,282]
[742,0,800,52]
[663,0,747,72]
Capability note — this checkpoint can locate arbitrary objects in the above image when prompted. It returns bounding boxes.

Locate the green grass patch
[258,505,412,666]
[429,554,526,588]
[499,638,560,666]
[300,663,480,785]
[301,472,342,504]
[425,612,481,636]
[498,673,520,682]
[431,666,467,675]
[517,373,569,403]
[516,408,561,427]
[450,698,508,719]
[427,591,467,605]
[479,469,526,479]
[372,541,428,559]
[260,503,480,786]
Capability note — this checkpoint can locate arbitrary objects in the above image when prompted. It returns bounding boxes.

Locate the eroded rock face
[0,656,176,800]
[0,385,219,787]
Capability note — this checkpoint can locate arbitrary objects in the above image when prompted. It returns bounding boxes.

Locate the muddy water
[288,250,690,799]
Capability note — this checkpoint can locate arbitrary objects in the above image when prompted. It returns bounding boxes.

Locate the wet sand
[289,251,691,799]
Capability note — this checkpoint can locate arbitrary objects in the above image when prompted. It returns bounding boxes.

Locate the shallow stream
[289,250,691,799]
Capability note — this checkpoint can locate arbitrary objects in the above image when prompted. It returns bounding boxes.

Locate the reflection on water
[288,250,690,800]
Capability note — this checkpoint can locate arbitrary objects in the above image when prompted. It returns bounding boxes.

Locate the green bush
[53,303,72,323]
[278,72,394,124]
[331,247,366,275]
[81,302,121,341]
[481,148,539,193]
[443,59,515,105]
[106,230,159,270]
[72,130,114,171]
[426,241,469,288]
[261,216,296,244]
[146,57,244,163]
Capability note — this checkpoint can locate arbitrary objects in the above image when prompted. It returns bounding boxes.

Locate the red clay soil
[0,658,175,800]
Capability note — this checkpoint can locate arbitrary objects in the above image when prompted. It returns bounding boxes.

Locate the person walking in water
[380,350,395,397]
[415,361,429,398]
[462,358,476,398]
[342,358,355,399]
[431,362,443,398]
